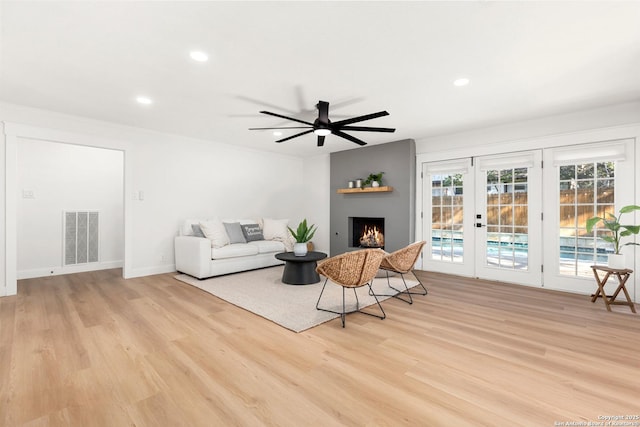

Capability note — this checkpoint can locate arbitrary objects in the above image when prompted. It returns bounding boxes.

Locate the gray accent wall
[330,139,416,255]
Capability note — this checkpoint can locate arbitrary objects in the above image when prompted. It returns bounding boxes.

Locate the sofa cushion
[263,218,289,241]
[223,222,247,244]
[181,219,201,236]
[248,240,285,254]
[211,243,259,260]
[200,219,230,248]
[191,224,205,238]
[241,223,264,242]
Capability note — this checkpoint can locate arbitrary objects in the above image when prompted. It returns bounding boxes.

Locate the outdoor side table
[590,265,636,313]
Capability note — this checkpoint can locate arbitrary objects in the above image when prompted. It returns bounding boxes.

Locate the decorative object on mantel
[363,172,384,188]
[355,179,362,188]
[586,204,640,269]
[337,186,393,194]
[288,218,317,256]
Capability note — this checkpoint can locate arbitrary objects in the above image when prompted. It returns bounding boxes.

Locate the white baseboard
[17,260,124,280]
[126,263,176,279]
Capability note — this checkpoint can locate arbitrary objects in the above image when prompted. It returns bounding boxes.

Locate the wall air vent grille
[64,211,99,265]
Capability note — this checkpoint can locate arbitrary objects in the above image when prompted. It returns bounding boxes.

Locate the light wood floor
[1,268,639,426]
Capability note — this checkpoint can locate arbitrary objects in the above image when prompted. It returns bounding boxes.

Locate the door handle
[476,223,486,228]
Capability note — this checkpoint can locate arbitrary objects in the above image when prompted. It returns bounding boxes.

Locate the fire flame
[360,225,384,248]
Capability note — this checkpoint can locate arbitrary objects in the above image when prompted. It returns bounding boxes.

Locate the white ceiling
[1,1,639,157]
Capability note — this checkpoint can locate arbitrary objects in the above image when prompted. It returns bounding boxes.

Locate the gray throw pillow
[191,224,206,238]
[223,222,247,244]
[241,223,264,242]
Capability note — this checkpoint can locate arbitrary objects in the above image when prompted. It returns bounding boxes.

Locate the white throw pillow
[181,219,201,236]
[262,218,289,241]
[254,217,264,229]
[199,219,230,248]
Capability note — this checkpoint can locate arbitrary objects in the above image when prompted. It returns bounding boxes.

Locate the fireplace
[350,217,385,249]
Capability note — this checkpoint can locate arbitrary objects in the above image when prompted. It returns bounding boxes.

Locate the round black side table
[275,251,328,285]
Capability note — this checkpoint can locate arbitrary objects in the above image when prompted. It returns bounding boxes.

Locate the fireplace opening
[350,217,385,249]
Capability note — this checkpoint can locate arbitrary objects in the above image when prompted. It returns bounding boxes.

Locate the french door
[542,140,635,295]
[422,150,542,287]
[422,159,475,277]
[474,151,542,286]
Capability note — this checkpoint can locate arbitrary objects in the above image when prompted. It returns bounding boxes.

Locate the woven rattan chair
[371,241,427,304]
[315,248,386,328]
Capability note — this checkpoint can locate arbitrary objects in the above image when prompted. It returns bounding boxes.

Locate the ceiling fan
[249,100,395,147]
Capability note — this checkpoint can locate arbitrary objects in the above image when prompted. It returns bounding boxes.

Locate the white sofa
[175,218,293,279]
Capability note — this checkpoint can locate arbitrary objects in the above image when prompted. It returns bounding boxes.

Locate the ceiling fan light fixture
[314,128,331,136]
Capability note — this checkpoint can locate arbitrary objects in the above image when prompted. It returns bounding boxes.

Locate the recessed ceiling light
[453,78,470,87]
[190,51,209,62]
[273,131,282,137]
[136,96,152,105]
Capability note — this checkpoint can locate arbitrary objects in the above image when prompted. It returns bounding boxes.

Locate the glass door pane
[558,162,615,277]
[485,167,529,270]
[431,173,464,262]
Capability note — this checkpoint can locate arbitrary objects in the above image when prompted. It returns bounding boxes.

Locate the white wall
[415,101,640,155]
[127,135,306,276]
[302,154,331,254]
[17,139,124,278]
[1,101,314,295]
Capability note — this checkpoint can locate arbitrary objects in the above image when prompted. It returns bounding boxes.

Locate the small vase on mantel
[293,242,308,257]
[607,253,625,269]
[372,181,380,187]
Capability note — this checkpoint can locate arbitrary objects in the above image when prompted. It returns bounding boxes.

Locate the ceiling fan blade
[332,130,367,146]
[260,111,314,126]
[317,135,325,147]
[275,129,314,143]
[329,97,365,110]
[249,126,311,130]
[236,95,298,115]
[332,111,389,127]
[340,125,396,133]
[317,100,329,124]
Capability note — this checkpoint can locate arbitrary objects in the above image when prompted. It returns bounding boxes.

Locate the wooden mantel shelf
[337,186,394,194]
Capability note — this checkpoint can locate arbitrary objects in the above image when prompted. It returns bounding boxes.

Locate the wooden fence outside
[432,190,615,229]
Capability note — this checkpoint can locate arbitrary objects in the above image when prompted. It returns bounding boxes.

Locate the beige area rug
[174,266,421,332]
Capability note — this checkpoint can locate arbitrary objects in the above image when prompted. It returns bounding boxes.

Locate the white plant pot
[372,181,380,187]
[293,242,308,257]
[607,253,625,269]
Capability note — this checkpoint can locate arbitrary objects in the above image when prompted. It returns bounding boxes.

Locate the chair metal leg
[388,271,414,304]
[315,278,329,310]
[410,271,428,296]
[316,279,386,327]
[342,287,346,328]
[363,282,386,320]
[370,270,428,305]
[315,278,350,327]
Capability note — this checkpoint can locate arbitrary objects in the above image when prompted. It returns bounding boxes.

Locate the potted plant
[586,204,640,268]
[363,172,384,188]
[288,218,317,256]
